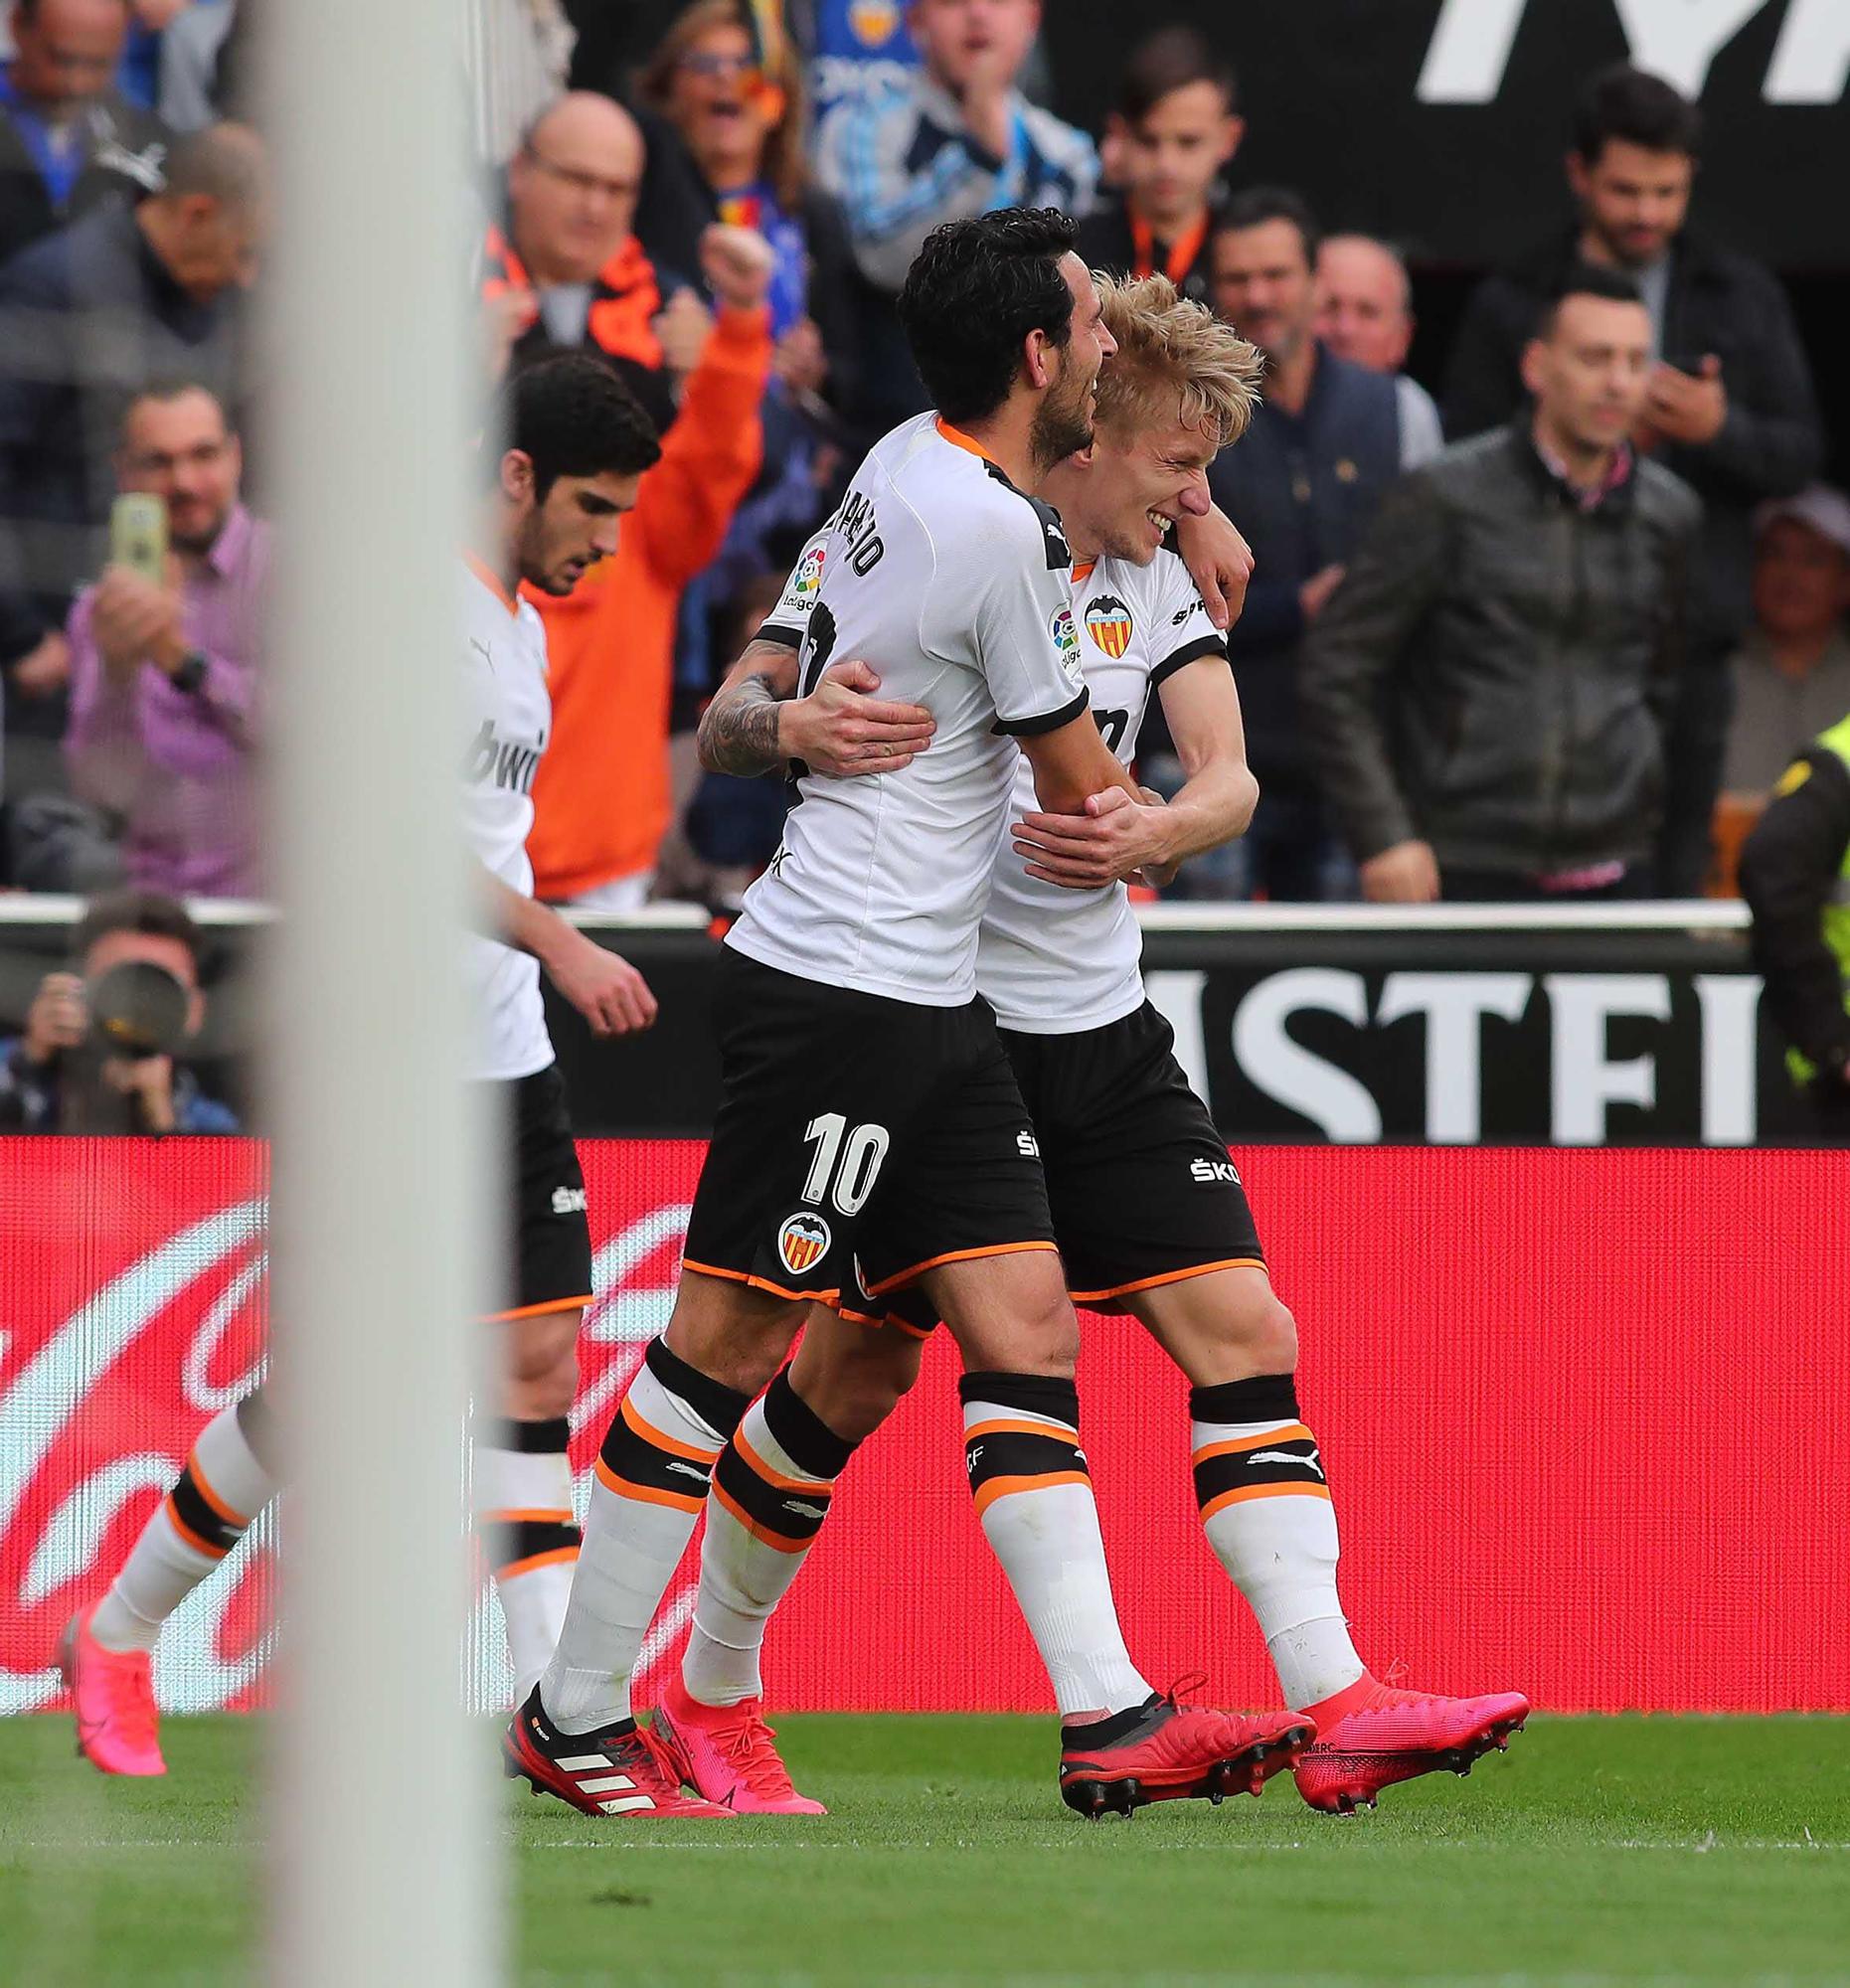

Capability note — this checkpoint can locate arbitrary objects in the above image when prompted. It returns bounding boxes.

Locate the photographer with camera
[0,887,236,1132]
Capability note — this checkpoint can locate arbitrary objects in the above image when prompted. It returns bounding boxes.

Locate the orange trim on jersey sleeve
[1201,1482,1333,1522]
[710,1474,810,1554]
[186,1457,251,1530]
[971,1470,1092,1517]
[464,552,521,617]
[864,1240,1058,1298]
[1068,1258,1266,1304]
[481,1507,576,1527]
[1192,1423,1315,1465]
[620,1394,722,1466]
[1070,558,1096,584]
[591,1454,707,1515]
[681,1258,839,1306]
[493,1545,582,1581]
[934,417,997,463]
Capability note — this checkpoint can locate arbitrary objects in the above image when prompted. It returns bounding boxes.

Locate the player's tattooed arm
[697,637,937,780]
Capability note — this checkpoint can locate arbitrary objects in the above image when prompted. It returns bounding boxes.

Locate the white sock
[1190,1374,1367,1710]
[682,1368,855,1708]
[540,1339,747,1735]
[475,1416,583,1702]
[90,1395,278,1654]
[960,1374,1150,1719]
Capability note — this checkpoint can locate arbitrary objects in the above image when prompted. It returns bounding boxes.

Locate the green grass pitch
[2,1713,1848,1986]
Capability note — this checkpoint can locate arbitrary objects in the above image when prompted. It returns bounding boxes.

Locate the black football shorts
[486,1061,594,1321]
[883,999,1263,1332]
[682,948,1057,1305]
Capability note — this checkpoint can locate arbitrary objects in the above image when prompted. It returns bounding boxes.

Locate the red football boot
[61,1605,166,1777]
[653,1673,827,1815]
[503,1687,736,1819]
[1059,1687,1315,1820]
[1294,1677,1531,1814]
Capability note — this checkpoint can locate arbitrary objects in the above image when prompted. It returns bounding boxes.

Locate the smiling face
[1028,252,1115,469]
[1051,410,1217,566]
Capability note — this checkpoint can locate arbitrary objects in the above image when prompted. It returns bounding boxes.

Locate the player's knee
[1239,1292,1298,1375]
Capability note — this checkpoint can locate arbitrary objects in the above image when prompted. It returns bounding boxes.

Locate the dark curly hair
[495,353,662,501]
[898,207,1080,426]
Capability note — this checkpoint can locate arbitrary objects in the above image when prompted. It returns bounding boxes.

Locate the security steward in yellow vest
[1738,710,1850,1134]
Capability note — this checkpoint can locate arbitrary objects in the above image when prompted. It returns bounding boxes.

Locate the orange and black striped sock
[541,1338,750,1735]
[1190,1373,1366,1709]
[683,1368,858,1707]
[960,1373,1150,1718]
[476,1415,584,1698]
[90,1394,278,1654]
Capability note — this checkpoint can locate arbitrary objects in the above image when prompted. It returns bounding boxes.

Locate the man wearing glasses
[483,91,680,428]
[63,380,266,899]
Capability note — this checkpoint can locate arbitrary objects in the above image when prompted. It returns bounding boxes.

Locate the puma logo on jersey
[470,636,495,669]
[1191,1157,1242,1185]
[463,718,545,794]
[1251,1446,1324,1479]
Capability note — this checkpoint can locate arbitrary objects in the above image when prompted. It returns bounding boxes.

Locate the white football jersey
[732,414,1090,1006]
[979,550,1225,1033]
[460,560,554,1081]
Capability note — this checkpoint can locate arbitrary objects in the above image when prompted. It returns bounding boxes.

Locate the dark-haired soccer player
[664,275,1528,1819]
[61,354,665,1775]
[505,210,1307,1822]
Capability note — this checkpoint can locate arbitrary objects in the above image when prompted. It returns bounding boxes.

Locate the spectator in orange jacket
[525,222,774,911]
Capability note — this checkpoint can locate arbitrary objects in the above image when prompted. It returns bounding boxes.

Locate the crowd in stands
[0,0,1838,921]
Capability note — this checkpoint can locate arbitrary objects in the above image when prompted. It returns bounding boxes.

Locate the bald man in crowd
[482,90,700,433]
[1314,235,1442,469]
[0,120,265,832]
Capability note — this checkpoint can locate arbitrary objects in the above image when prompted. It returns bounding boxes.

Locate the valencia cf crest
[777,1211,832,1277]
[1085,594,1134,658]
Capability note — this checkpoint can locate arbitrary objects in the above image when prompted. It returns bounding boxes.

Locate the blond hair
[1093,271,1261,451]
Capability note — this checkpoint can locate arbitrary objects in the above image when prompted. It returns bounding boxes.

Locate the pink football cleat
[652,1673,827,1815]
[61,1604,166,1777]
[1294,1677,1530,1813]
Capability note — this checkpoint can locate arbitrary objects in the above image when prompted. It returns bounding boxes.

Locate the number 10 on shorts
[801,1113,891,1217]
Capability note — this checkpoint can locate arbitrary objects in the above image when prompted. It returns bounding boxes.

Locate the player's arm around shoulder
[696,635,936,780]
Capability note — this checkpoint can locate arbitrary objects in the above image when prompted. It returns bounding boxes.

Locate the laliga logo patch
[1050,603,1083,688]
[1085,594,1134,658]
[793,544,825,598]
[778,1211,832,1276]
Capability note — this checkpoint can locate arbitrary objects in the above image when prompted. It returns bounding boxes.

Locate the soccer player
[659,274,1530,1818]
[504,210,1306,1822]
[60,354,664,1775]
